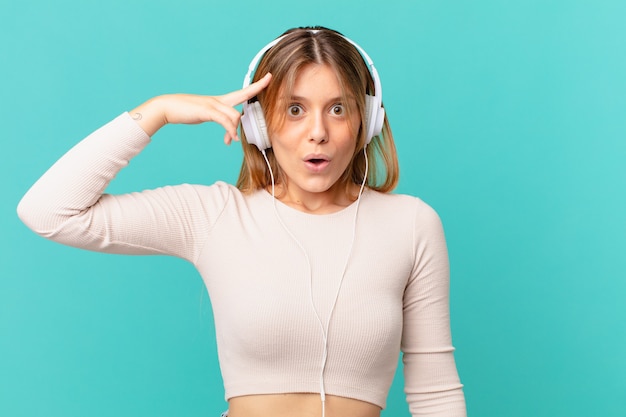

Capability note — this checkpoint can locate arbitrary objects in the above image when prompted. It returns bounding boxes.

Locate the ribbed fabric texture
[17,113,467,416]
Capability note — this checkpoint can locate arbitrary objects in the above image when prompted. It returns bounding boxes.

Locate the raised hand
[129,73,272,143]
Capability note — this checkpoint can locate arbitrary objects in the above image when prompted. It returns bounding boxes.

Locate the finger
[207,98,241,126]
[203,105,239,142]
[220,73,272,107]
[223,130,239,145]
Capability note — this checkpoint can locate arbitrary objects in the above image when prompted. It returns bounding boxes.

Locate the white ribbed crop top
[17,113,466,415]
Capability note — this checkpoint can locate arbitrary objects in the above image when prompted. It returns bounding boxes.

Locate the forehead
[294,64,339,89]
[280,63,356,101]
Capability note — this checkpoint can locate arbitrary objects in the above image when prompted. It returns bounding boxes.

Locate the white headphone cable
[261,146,369,417]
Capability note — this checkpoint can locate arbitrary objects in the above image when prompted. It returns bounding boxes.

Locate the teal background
[1,0,625,416]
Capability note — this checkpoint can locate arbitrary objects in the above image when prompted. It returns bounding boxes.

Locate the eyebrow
[289,95,356,103]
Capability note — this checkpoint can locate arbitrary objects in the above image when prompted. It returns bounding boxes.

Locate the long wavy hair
[236,26,399,196]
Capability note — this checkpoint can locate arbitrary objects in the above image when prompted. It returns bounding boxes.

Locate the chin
[307,178,341,191]
[290,179,336,194]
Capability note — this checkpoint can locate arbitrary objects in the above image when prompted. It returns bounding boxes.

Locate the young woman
[18,27,467,417]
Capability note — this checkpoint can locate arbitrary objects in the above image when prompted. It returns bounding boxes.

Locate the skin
[269,63,361,214]
[130,67,380,417]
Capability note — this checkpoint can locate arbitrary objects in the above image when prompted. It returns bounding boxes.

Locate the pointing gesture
[220,73,272,107]
[130,73,272,143]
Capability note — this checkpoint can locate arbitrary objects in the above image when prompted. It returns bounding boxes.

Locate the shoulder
[363,190,446,250]
[187,181,267,217]
[164,181,239,217]
[364,189,443,225]
[184,180,245,198]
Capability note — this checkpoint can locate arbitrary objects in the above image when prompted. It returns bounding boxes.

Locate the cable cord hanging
[260,146,369,417]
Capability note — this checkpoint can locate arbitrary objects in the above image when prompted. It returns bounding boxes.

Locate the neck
[273,183,360,214]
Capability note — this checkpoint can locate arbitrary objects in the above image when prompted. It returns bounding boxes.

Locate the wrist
[129,96,168,137]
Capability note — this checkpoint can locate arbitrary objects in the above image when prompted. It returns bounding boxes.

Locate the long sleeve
[17,113,230,263]
[402,203,467,416]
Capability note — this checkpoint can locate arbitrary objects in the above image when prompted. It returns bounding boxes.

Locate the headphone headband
[241,30,385,151]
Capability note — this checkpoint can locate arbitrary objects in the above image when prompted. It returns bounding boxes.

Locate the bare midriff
[227,393,381,417]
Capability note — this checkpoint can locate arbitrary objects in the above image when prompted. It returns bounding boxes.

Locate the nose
[308,111,328,144]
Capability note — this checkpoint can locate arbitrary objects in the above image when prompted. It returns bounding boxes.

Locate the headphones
[241,30,385,151]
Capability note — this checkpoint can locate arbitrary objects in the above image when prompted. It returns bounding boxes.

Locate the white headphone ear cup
[364,95,383,144]
[374,106,385,138]
[252,102,271,150]
[242,101,271,150]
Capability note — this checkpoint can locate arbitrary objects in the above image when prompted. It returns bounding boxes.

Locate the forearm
[129,73,271,141]
[404,351,466,416]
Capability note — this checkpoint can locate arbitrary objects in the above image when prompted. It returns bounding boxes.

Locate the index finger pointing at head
[221,73,272,107]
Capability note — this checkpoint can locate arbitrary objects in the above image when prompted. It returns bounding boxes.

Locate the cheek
[269,121,304,149]
[271,134,297,158]
[269,134,299,171]
[345,115,362,149]
[336,140,358,171]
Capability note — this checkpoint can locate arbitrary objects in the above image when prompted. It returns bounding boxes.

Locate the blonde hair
[236,26,399,195]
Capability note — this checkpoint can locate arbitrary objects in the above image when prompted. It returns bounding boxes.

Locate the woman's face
[269,63,361,205]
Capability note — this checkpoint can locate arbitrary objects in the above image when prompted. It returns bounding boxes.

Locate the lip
[303,153,331,173]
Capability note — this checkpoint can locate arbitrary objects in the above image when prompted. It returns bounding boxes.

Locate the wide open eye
[331,104,344,116]
[288,104,303,116]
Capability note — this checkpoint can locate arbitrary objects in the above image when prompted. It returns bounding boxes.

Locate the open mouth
[304,156,330,171]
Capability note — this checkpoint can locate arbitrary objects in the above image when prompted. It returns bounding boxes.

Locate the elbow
[16,193,57,237]
[17,193,42,234]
